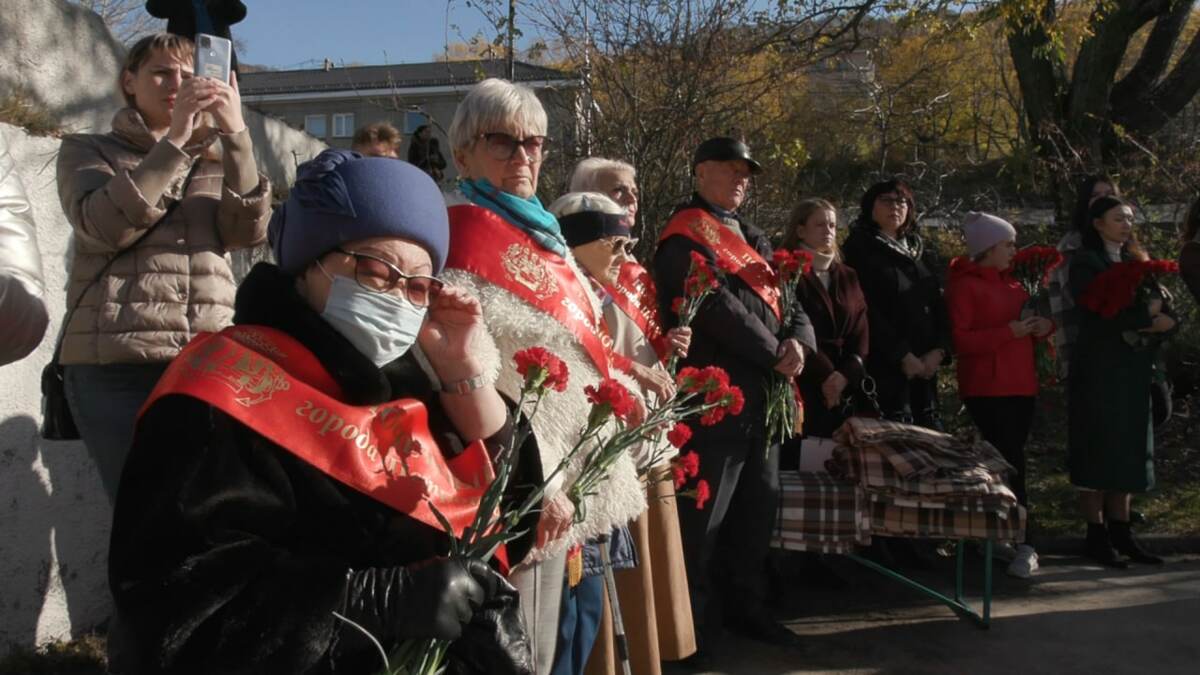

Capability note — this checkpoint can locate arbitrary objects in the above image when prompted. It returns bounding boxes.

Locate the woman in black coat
[778,198,868,467]
[842,179,951,429]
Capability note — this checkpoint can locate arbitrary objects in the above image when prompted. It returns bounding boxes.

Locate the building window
[403,111,428,134]
[304,114,327,138]
[333,113,355,138]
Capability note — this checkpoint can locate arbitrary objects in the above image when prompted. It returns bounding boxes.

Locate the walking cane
[597,533,633,675]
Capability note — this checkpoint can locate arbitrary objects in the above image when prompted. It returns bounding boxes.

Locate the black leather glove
[342,557,485,643]
[444,561,533,675]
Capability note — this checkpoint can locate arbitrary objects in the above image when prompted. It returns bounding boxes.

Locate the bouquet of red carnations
[377,347,740,674]
[1010,246,1064,385]
[1078,259,1180,350]
[667,251,724,373]
[568,365,742,519]
[764,249,812,447]
[1010,246,1063,298]
[1077,259,1179,319]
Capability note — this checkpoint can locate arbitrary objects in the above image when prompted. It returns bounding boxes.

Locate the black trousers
[874,370,942,429]
[964,396,1035,506]
[676,437,779,653]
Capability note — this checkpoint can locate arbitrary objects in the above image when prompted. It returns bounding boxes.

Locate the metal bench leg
[847,538,992,629]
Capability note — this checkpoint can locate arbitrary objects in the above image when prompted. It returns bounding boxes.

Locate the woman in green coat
[1068,196,1175,568]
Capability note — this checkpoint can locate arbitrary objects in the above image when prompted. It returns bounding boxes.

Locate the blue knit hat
[269,150,449,274]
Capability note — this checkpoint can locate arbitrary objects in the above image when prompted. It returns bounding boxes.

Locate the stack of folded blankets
[773,417,1026,553]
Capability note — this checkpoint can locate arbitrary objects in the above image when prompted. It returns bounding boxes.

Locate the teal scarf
[459,178,568,257]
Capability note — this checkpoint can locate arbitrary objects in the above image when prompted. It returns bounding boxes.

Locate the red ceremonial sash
[447,204,612,377]
[604,261,670,362]
[659,207,782,321]
[138,325,495,538]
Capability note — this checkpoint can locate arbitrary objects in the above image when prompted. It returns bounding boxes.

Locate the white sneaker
[1006,544,1039,579]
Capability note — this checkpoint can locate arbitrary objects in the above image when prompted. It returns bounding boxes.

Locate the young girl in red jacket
[946,212,1053,578]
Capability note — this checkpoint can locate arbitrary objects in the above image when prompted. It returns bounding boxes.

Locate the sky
[234,0,544,70]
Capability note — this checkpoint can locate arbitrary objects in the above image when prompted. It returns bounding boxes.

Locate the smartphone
[194,33,232,83]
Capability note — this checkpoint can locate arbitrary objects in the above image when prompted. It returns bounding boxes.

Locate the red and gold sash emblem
[604,261,670,362]
[659,208,782,320]
[140,325,493,536]
[447,204,613,377]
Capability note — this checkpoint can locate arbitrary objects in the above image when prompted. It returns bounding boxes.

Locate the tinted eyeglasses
[478,132,549,162]
[608,238,638,256]
[336,248,444,307]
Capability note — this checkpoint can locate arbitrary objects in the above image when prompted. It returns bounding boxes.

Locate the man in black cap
[652,137,815,663]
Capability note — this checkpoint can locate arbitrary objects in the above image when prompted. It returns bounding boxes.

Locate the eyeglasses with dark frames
[335,248,444,307]
[477,132,550,162]
[876,195,910,208]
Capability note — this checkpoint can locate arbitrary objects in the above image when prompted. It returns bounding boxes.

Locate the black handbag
[39,173,194,440]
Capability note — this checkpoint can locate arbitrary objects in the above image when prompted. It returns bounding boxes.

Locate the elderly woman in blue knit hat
[105,149,535,675]
[945,211,1053,579]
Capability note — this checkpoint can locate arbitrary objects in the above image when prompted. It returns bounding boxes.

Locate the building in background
[239,59,579,182]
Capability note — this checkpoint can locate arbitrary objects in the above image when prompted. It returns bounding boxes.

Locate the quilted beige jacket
[56,109,271,365]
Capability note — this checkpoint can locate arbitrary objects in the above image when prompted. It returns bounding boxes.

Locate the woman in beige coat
[55,32,270,502]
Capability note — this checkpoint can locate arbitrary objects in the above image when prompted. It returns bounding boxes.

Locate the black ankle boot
[1085,523,1128,568]
[1108,520,1164,565]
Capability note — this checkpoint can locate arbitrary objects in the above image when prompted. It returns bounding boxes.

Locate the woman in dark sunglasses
[444,78,650,675]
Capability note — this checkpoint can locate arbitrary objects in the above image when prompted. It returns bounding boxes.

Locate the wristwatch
[435,373,486,395]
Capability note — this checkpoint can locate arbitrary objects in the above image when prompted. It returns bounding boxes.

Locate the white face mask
[319,270,427,367]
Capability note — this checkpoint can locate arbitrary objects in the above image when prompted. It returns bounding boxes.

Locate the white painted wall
[0,0,325,650]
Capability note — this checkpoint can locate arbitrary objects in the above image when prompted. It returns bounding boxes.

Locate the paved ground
[686,552,1200,674]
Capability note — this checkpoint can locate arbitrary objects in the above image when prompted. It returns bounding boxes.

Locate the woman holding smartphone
[55,32,270,503]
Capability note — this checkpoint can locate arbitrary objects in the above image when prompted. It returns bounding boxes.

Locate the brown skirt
[586,474,696,675]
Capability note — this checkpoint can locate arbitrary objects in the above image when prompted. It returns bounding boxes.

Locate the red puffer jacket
[945,257,1040,398]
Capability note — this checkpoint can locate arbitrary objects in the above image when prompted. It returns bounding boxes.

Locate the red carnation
[792,249,813,275]
[677,450,700,478]
[693,479,711,509]
[716,257,739,274]
[671,297,686,316]
[585,378,638,423]
[699,406,727,426]
[513,347,569,392]
[689,250,708,267]
[667,422,693,448]
[672,465,687,489]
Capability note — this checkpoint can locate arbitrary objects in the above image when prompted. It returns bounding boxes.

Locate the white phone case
[194,33,232,82]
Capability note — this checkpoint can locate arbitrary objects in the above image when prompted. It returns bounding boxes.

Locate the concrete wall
[0,0,325,650]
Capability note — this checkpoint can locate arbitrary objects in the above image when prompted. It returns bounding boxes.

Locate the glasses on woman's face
[478,132,549,162]
[336,248,444,307]
[607,237,638,256]
[877,195,909,209]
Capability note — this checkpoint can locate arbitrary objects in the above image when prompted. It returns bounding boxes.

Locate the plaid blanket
[832,442,1018,504]
[833,417,1014,479]
[1045,231,1082,380]
[772,471,871,554]
[866,501,1027,543]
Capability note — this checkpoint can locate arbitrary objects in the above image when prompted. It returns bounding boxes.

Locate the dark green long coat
[1067,248,1161,492]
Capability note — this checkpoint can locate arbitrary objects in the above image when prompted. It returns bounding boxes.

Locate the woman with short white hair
[442,79,647,675]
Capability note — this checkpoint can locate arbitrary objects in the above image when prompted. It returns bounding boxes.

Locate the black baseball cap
[692,137,762,175]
